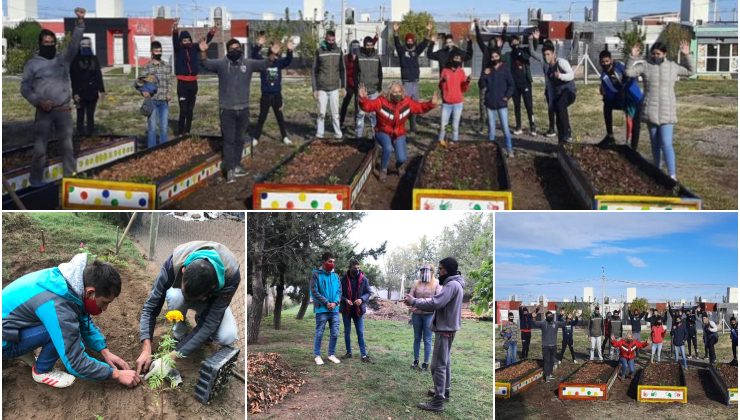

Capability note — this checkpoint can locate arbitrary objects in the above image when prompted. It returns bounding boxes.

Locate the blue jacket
[339,271,371,317]
[251,44,293,94]
[482,64,515,110]
[2,254,112,381]
[310,268,341,314]
[600,61,643,104]
[557,314,578,340]
[393,36,430,82]
[172,29,214,77]
[731,324,738,345]
[671,322,688,346]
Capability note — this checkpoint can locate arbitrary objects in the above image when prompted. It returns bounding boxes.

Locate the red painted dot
[168,190,172,198]
[286,201,295,209]
[336,193,343,201]
[80,191,88,200]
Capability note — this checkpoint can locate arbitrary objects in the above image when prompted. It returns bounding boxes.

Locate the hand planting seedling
[145,310,184,390]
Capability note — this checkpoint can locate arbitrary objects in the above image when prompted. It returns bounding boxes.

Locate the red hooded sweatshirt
[610,338,648,360]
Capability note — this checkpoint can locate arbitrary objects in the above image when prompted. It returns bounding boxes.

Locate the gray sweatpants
[219,108,249,172]
[31,108,74,185]
[431,332,455,398]
[403,81,420,132]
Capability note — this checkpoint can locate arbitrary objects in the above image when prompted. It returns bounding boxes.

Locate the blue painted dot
[102,190,110,198]
[139,198,147,207]
[261,192,268,199]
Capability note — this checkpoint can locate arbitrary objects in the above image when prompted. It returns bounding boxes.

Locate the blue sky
[9,0,739,22]
[496,213,738,303]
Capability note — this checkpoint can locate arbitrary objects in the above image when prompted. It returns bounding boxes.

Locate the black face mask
[546,315,554,322]
[601,64,612,72]
[152,54,162,61]
[491,59,499,66]
[350,268,360,277]
[508,318,514,322]
[39,45,56,59]
[406,42,415,49]
[227,49,243,61]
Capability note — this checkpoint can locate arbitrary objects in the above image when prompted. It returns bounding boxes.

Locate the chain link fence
[128,212,245,370]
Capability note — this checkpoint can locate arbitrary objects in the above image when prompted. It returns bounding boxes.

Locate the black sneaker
[598,135,616,147]
[427,389,449,400]
[545,129,557,137]
[361,355,375,364]
[342,353,353,359]
[418,396,445,412]
[421,362,429,371]
[411,360,419,369]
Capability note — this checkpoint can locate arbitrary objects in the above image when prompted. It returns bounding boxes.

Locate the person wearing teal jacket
[2,253,141,388]
[310,252,342,365]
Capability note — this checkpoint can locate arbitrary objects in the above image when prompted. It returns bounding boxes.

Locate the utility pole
[340,0,345,50]
[601,266,606,314]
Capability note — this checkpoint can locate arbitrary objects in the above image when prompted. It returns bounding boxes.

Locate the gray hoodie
[21,21,84,108]
[533,317,565,347]
[200,55,267,110]
[412,274,465,332]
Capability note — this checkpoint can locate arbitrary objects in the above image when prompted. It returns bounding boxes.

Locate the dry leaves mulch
[640,362,682,387]
[495,359,543,381]
[716,363,738,387]
[276,140,366,185]
[3,136,127,170]
[247,352,306,414]
[419,142,501,191]
[567,361,615,384]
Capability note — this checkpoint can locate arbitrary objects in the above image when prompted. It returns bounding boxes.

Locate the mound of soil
[716,363,737,387]
[496,359,543,381]
[94,137,215,183]
[568,361,616,384]
[3,136,128,170]
[247,352,305,414]
[418,142,501,191]
[364,299,411,321]
[569,145,675,196]
[640,362,682,387]
[274,140,368,185]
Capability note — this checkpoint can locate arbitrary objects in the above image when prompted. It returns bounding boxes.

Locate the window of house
[703,42,737,72]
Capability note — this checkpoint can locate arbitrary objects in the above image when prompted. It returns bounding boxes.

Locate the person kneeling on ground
[611,333,648,380]
[137,241,241,380]
[358,81,438,182]
[3,254,140,388]
[501,312,519,366]
[404,257,465,412]
[340,259,373,363]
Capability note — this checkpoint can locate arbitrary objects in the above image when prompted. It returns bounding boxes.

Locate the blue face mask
[81,47,93,56]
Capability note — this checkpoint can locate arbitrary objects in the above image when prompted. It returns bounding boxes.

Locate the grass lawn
[249,304,494,419]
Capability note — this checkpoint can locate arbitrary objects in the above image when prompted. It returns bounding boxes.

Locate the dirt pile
[247,352,306,414]
[364,299,411,321]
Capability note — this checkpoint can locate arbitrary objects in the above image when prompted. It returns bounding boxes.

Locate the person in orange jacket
[611,333,649,380]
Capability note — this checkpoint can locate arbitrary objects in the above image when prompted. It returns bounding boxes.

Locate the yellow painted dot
[324,202,332,210]
[94,198,102,205]
[298,193,307,202]
[52,167,59,177]
[271,200,280,209]
[581,388,586,392]
[125,191,133,199]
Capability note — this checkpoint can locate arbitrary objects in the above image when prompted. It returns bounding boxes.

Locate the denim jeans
[619,357,635,378]
[147,100,169,148]
[506,342,518,366]
[439,102,463,142]
[165,288,238,345]
[356,92,379,138]
[314,311,340,356]
[674,344,688,369]
[412,313,434,363]
[651,343,663,362]
[648,123,675,177]
[487,107,512,152]
[375,132,408,170]
[2,324,59,373]
[316,89,342,138]
[342,313,367,357]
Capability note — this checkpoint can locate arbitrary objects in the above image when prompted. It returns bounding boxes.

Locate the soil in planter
[507,150,579,209]
[273,140,370,185]
[418,142,502,191]
[567,361,616,384]
[716,363,738,388]
[640,362,682,387]
[93,137,214,183]
[3,136,126,171]
[568,145,676,197]
[496,359,543,381]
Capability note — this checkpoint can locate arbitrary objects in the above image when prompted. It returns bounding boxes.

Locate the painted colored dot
[324,202,332,210]
[110,198,119,206]
[69,186,75,193]
[186,179,190,187]
[336,193,343,201]
[311,200,319,209]
[125,191,133,199]
[168,190,172,198]
[587,391,591,395]
[298,193,307,202]
[473,204,481,210]
[80,191,88,200]
[22,179,29,188]
[94,198,102,205]
[102,190,110,198]
[139,198,147,207]
[52,167,60,177]
[261,192,268,199]
[286,201,295,209]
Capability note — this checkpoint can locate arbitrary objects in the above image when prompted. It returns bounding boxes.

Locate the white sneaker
[314,356,324,365]
[573,359,580,364]
[599,357,603,361]
[32,366,75,388]
[282,137,293,145]
[327,355,341,364]
[252,139,259,147]
[334,134,343,140]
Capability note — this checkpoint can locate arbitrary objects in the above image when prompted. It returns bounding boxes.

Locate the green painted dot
[587,391,591,395]
[69,186,75,192]
[311,200,319,209]
[473,204,481,210]
[111,199,119,207]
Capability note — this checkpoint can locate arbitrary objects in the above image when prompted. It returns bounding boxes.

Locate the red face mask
[84,294,103,316]
[323,262,335,271]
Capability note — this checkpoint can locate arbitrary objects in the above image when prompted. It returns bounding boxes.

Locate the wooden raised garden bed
[252,139,375,210]
[708,363,738,405]
[3,135,137,203]
[558,361,620,401]
[637,362,687,403]
[61,135,250,210]
[558,144,701,210]
[495,359,543,399]
[413,141,512,210]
